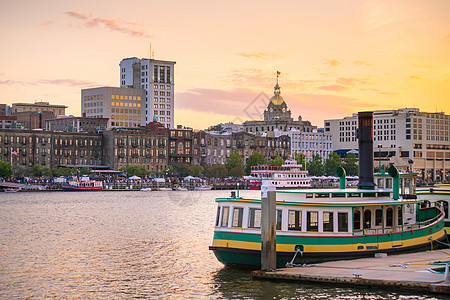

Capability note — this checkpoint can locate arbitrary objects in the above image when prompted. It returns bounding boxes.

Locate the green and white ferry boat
[209,112,447,268]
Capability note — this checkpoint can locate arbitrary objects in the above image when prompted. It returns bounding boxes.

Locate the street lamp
[237,182,240,198]
[378,144,382,173]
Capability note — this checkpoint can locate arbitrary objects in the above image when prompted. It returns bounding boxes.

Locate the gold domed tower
[264,76,292,122]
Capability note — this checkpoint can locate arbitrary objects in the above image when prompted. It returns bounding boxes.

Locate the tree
[229,166,244,178]
[43,167,53,177]
[245,151,266,175]
[31,165,43,177]
[294,151,306,168]
[119,165,150,177]
[269,155,284,166]
[307,154,324,176]
[343,152,358,176]
[189,165,204,177]
[79,167,92,176]
[324,152,342,176]
[170,165,190,177]
[0,161,13,178]
[225,152,244,171]
[205,164,227,178]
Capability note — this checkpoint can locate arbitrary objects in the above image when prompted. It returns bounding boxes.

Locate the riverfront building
[46,116,108,133]
[168,126,193,166]
[287,129,333,162]
[325,108,450,182]
[120,57,175,128]
[10,101,67,115]
[243,80,316,134]
[81,87,146,129]
[0,129,104,169]
[103,120,169,172]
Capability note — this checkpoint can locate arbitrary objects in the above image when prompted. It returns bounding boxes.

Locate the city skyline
[0,0,449,129]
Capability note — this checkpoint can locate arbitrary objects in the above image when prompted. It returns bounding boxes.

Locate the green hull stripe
[214,223,443,245]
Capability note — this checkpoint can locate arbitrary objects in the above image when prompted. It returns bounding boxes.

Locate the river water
[0,190,445,299]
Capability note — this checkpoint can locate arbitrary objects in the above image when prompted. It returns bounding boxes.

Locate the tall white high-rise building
[119,57,176,128]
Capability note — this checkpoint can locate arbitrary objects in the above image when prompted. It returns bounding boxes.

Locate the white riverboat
[249,160,311,190]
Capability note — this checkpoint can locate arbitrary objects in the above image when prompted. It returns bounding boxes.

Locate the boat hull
[210,225,447,268]
[62,184,103,191]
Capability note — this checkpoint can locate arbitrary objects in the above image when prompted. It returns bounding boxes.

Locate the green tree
[205,164,228,178]
[0,161,13,178]
[31,165,43,177]
[307,154,324,176]
[269,155,284,166]
[229,166,244,178]
[43,167,52,177]
[225,152,244,171]
[324,152,342,176]
[53,167,73,177]
[79,167,92,176]
[189,165,204,177]
[170,165,191,177]
[343,152,358,176]
[119,165,150,177]
[294,151,306,168]
[245,151,266,175]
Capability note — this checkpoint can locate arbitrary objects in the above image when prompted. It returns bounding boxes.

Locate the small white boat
[175,186,188,191]
[140,188,152,191]
[158,187,172,191]
[4,188,21,193]
[195,185,212,191]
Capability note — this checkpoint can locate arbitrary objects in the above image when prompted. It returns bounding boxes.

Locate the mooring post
[261,180,276,271]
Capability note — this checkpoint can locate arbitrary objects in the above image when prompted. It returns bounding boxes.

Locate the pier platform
[252,250,450,295]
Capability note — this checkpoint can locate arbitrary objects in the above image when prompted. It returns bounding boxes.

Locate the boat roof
[276,188,393,194]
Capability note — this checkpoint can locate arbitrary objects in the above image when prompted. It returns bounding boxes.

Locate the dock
[252,250,450,295]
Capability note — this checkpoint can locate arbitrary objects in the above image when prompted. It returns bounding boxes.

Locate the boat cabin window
[364,210,371,229]
[437,201,448,217]
[221,207,230,227]
[323,212,333,232]
[354,210,361,230]
[315,193,329,198]
[398,206,403,225]
[421,200,431,208]
[288,210,301,231]
[378,192,390,197]
[363,193,376,198]
[248,208,261,228]
[276,210,282,230]
[386,208,393,227]
[215,207,220,226]
[307,211,318,232]
[348,193,361,198]
[332,193,346,198]
[375,209,382,226]
[338,212,348,232]
[232,207,244,227]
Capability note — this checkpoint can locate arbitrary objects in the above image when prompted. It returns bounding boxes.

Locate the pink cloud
[40,20,54,26]
[318,84,348,91]
[37,79,98,87]
[65,11,152,38]
[322,58,341,67]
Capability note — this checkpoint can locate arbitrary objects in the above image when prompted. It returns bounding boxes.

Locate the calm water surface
[0,190,445,299]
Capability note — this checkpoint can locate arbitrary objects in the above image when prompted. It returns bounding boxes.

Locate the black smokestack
[357,112,376,190]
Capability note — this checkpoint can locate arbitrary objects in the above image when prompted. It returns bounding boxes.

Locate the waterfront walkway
[252,250,450,294]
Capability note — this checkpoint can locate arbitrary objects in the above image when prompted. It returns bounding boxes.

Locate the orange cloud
[65,11,152,38]
[336,77,371,86]
[414,63,433,68]
[322,58,341,67]
[238,52,283,60]
[409,75,422,80]
[352,60,373,66]
[318,84,348,91]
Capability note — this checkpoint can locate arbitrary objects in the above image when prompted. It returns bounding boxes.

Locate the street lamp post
[237,182,240,198]
[378,144,382,173]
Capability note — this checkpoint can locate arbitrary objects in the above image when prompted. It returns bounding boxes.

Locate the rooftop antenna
[149,41,152,60]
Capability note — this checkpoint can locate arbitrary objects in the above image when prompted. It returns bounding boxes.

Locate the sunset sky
[0,0,449,129]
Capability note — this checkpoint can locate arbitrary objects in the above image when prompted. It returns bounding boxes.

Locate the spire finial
[276,71,280,86]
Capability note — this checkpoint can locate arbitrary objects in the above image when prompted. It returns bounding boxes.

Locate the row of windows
[153,104,171,109]
[154,98,171,103]
[111,115,141,121]
[111,95,141,101]
[84,95,104,101]
[111,108,141,114]
[111,102,141,108]
[111,122,141,127]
